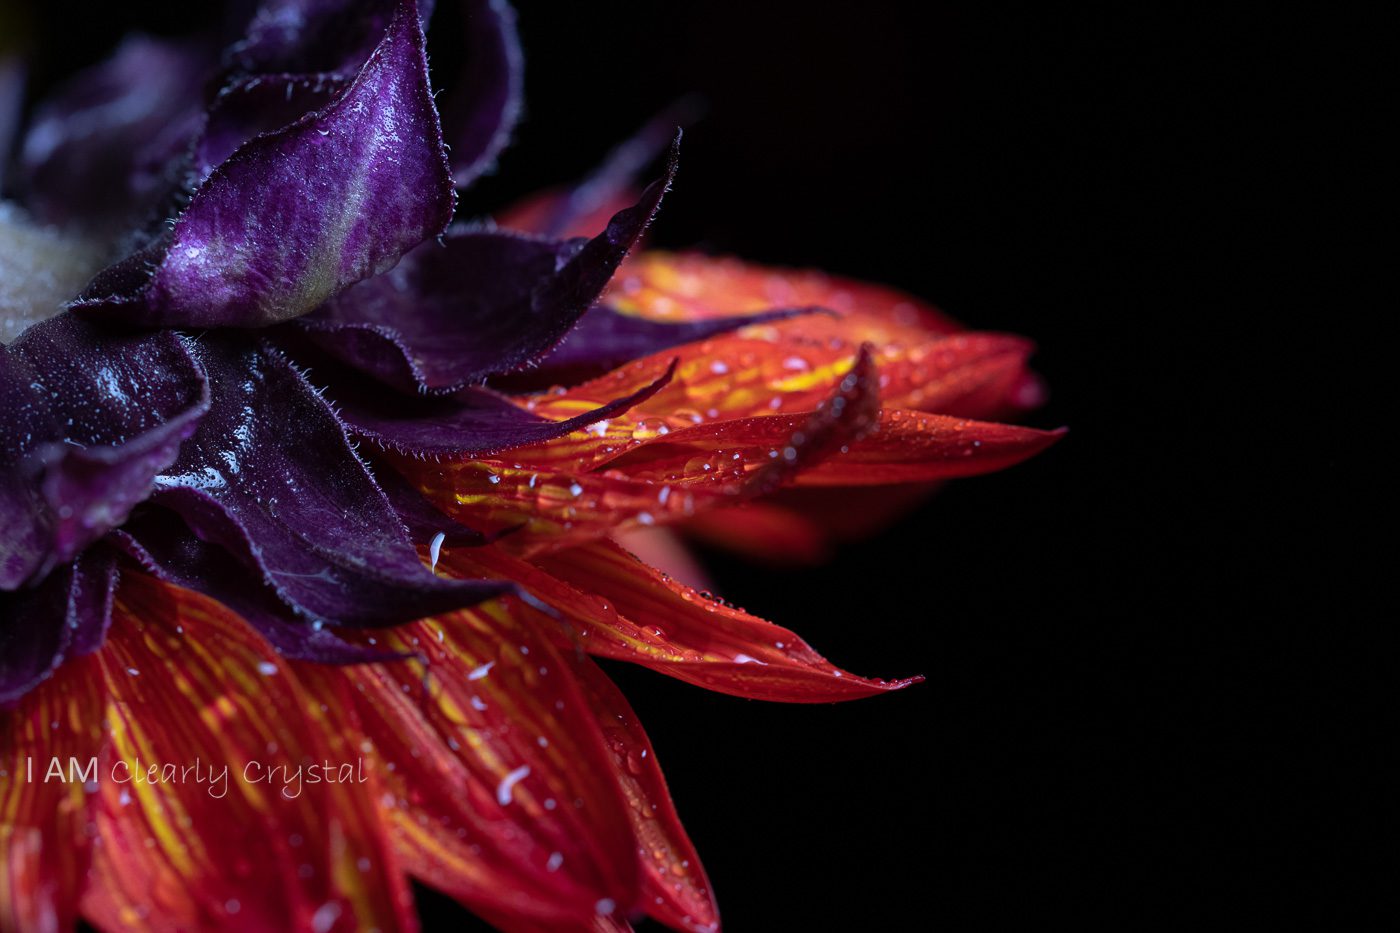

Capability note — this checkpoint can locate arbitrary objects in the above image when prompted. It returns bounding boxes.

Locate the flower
[1,0,1061,929]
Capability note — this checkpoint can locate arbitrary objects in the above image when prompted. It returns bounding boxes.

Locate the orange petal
[394,349,883,553]
[0,654,105,932]
[607,251,962,337]
[323,606,641,926]
[501,332,1033,470]
[81,573,414,933]
[795,410,1065,486]
[566,656,718,933]
[446,542,917,703]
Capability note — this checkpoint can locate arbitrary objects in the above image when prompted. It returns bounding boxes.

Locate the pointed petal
[318,605,641,924]
[151,336,511,628]
[447,542,917,703]
[298,149,677,395]
[794,410,1065,486]
[334,360,675,459]
[75,0,454,328]
[567,657,719,933]
[0,655,105,932]
[392,349,882,550]
[81,572,416,932]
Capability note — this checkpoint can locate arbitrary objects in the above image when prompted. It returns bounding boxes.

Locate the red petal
[607,251,962,336]
[395,348,883,552]
[796,410,1065,486]
[567,657,719,933]
[0,655,105,932]
[326,606,641,926]
[81,573,415,933]
[447,543,918,703]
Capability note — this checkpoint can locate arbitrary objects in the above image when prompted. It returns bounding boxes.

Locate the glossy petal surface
[323,604,641,924]
[152,337,510,626]
[1,315,208,591]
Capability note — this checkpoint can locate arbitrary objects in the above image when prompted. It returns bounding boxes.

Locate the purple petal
[227,0,429,77]
[1,314,210,590]
[193,73,348,182]
[112,514,413,665]
[74,0,454,328]
[444,0,523,188]
[294,148,678,395]
[17,35,209,228]
[152,336,511,625]
[0,548,118,706]
[333,359,676,457]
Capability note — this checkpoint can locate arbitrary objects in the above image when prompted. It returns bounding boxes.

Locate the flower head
[1,1,1060,928]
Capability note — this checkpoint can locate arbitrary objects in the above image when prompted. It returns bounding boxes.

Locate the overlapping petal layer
[82,573,415,932]
[314,604,642,926]
[0,1,1062,929]
[75,0,454,329]
[1,315,209,594]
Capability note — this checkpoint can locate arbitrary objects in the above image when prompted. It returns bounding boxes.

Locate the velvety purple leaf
[1,314,210,590]
[444,0,523,188]
[294,148,678,395]
[227,0,429,77]
[0,547,118,706]
[193,73,348,181]
[74,0,454,329]
[518,303,822,387]
[151,335,511,626]
[17,35,209,228]
[112,512,413,665]
[333,359,677,457]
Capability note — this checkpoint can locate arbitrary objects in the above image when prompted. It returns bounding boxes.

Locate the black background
[6,1,1379,929]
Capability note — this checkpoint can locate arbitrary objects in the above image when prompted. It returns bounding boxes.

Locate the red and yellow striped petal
[399,406,1058,551]
[81,573,414,933]
[0,654,105,932]
[323,605,641,926]
[607,251,962,337]
[445,542,917,703]
[565,657,718,933]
